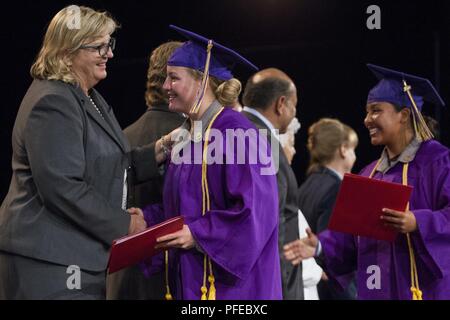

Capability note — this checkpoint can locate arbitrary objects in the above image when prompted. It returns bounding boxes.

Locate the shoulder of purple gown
[358,159,380,176]
[213,108,259,131]
[415,139,450,164]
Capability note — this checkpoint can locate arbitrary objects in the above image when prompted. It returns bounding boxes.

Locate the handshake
[127,207,147,235]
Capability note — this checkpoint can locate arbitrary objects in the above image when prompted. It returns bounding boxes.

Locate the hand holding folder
[108,216,184,274]
[328,173,413,241]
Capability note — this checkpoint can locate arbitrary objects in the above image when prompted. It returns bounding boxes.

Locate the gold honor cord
[190,40,214,114]
[164,40,215,300]
[200,106,224,300]
[163,106,225,300]
[164,250,173,300]
[369,161,422,300]
[402,80,434,141]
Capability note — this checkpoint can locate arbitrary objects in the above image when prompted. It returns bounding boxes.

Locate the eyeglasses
[79,37,116,57]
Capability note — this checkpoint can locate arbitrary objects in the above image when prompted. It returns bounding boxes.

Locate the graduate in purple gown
[283,64,450,300]
[141,25,282,300]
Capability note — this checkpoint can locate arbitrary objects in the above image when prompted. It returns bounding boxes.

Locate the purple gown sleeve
[139,203,165,276]
[142,203,165,226]
[411,154,450,280]
[319,230,357,290]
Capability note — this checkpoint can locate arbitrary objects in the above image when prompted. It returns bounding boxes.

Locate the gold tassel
[207,258,216,300]
[411,287,423,300]
[200,286,208,300]
[165,293,173,300]
[208,275,216,300]
[190,40,214,114]
[402,80,434,141]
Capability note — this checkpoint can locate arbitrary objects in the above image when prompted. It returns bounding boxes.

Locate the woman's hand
[283,228,318,266]
[381,208,417,233]
[155,224,196,250]
[127,207,147,235]
[155,127,182,164]
[155,135,170,164]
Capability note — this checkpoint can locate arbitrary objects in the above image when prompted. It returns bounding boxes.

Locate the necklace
[88,95,104,120]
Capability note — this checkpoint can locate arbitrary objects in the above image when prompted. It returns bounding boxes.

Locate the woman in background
[297,118,358,299]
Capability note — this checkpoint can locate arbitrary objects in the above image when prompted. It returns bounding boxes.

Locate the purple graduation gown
[143,108,282,300]
[319,140,450,299]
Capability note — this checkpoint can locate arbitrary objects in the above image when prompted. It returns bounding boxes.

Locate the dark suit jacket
[0,79,158,272]
[107,105,184,300]
[298,166,357,299]
[297,166,341,234]
[243,110,304,300]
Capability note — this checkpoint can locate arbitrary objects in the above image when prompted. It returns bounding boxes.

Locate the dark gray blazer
[242,110,304,300]
[0,79,158,272]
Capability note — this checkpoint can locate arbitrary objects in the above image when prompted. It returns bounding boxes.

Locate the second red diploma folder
[328,173,413,241]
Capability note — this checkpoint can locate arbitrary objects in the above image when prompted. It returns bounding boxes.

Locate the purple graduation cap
[367,63,445,111]
[167,24,259,81]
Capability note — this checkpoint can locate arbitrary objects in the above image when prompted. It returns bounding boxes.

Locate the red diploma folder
[328,173,413,241]
[107,216,184,274]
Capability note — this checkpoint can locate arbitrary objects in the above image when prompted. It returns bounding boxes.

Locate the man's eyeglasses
[79,37,116,57]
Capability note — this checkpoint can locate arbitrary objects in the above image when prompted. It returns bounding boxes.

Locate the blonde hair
[307,118,358,175]
[145,41,183,107]
[30,5,117,85]
[188,69,242,107]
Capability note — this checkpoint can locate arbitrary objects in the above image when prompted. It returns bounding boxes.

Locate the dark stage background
[1,0,449,200]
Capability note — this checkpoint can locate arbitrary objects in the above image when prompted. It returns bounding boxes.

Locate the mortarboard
[366,63,445,141]
[168,25,258,114]
[367,63,445,110]
[168,24,258,81]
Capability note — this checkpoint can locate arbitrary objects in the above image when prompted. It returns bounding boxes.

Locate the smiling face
[71,34,113,93]
[364,102,406,146]
[163,66,201,114]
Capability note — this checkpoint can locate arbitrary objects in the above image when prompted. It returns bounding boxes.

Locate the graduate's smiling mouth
[369,128,379,136]
[168,93,177,103]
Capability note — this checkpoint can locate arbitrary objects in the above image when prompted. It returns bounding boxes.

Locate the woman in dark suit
[297,118,358,299]
[0,5,170,299]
